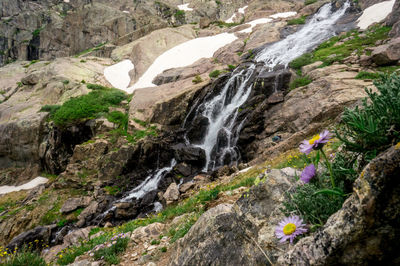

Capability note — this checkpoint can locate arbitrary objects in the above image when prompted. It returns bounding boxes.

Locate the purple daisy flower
[300,164,316,183]
[299,130,332,154]
[275,215,307,243]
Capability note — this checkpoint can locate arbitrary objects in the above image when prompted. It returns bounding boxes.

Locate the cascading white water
[256,2,350,67]
[189,2,350,172]
[100,2,350,219]
[120,159,177,201]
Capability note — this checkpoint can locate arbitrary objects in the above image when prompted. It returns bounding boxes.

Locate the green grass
[305,0,317,5]
[40,85,127,127]
[209,70,221,78]
[168,213,200,243]
[289,25,392,69]
[104,186,120,196]
[211,21,240,28]
[192,75,203,84]
[93,237,129,265]
[23,60,39,68]
[74,43,106,58]
[1,249,46,266]
[355,71,382,80]
[289,76,312,90]
[56,172,257,264]
[287,15,307,25]
[174,10,185,21]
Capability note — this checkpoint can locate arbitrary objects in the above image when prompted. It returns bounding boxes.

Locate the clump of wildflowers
[300,164,316,183]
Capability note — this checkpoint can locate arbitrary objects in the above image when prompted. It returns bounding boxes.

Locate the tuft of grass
[287,15,307,25]
[355,71,381,80]
[305,0,317,5]
[211,21,240,28]
[104,186,120,196]
[209,70,221,78]
[93,237,129,265]
[192,75,203,84]
[289,53,313,70]
[168,213,200,243]
[1,249,46,266]
[289,76,312,90]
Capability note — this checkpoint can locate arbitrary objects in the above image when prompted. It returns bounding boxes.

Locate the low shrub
[287,15,307,25]
[289,76,312,90]
[1,247,46,266]
[355,71,381,80]
[209,70,221,78]
[192,75,203,84]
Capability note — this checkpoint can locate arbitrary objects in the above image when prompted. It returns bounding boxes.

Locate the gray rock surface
[278,144,400,265]
[371,37,400,65]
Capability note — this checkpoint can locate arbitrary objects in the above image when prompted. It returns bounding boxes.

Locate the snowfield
[0,177,48,195]
[104,59,134,93]
[357,0,395,29]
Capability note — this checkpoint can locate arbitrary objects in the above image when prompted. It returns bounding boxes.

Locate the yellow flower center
[309,134,321,145]
[395,142,400,150]
[283,223,297,235]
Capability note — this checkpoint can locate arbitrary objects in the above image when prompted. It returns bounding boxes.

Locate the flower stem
[320,149,335,188]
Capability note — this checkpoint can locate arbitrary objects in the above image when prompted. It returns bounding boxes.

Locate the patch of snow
[226,5,248,23]
[270,11,297,19]
[238,5,248,14]
[239,167,252,173]
[122,10,130,14]
[239,18,273,33]
[226,13,236,23]
[104,59,134,93]
[64,0,70,2]
[0,177,48,195]
[178,3,193,11]
[357,0,395,30]
[129,32,238,91]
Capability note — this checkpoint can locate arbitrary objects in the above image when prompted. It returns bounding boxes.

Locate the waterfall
[100,2,350,219]
[186,1,350,172]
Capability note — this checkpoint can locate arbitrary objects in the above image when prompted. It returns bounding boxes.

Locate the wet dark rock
[174,162,194,177]
[114,202,138,220]
[7,225,57,251]
[40,121,95,174]
[185,116,209,144]
[173,144,206,167]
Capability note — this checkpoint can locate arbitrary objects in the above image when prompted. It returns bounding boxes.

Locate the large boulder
[6,225,57,251]
[371,37,400,65]
[169,168,297,265]
[278,144,400,264]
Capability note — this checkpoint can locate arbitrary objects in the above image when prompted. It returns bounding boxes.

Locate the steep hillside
[0,0,400,265]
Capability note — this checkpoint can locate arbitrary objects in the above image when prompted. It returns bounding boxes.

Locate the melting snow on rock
[104,59,134,93]
[357,0,395,30]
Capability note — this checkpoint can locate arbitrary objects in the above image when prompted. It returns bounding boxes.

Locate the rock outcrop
[169,168,297,265]
[278,144,400,265]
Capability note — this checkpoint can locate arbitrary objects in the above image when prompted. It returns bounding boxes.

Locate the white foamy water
[178,3,193,11]
[120,159,176,201]
[0,177,48,195]
[357,0,395,30]
[256,2,350,68]
[187,2,350,171]
[104,59,134,93]
[238,5,248,14]
[129,33,237,91]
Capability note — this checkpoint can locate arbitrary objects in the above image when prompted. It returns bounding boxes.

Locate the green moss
[192,75,203,84]
[305,0,317,5]
[287,15,307,25]
[42,86,127,127]
[289,76,312,90]
[104,186,120,196]
[355,71,381,80]
[289,25,392,69]
[211,21,240,28]
[209,70,221,78]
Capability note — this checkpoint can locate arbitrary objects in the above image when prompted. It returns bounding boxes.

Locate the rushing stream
[101,2,350,218]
